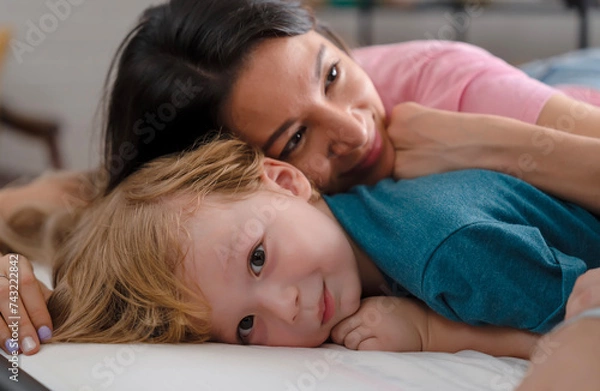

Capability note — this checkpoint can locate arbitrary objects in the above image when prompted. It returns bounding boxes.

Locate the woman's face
[224,31,394,193]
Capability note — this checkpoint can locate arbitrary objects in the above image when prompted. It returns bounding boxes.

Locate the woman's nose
[325,110,368,157]
[258,284,299,324]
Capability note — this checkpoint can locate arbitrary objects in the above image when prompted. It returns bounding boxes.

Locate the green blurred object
[329,0,364,7]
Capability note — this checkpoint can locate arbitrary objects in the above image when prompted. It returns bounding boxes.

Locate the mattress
[3,342,529,390]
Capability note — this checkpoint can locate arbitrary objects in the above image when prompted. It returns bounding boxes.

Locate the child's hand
[330,296,426,352]
[0,253,53,355]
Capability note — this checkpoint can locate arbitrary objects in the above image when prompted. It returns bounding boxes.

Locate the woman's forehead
[225,31,335,135]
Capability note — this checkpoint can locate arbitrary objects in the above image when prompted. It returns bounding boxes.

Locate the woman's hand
[0,253,52,355]
[386,102,494,180]
[566,268,600,320]
[387,102,600,214]
[517,268,600,391]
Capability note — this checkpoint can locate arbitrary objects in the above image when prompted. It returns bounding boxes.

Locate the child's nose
[258,284,299,324]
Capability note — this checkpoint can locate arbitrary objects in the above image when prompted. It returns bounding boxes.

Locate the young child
[47,136,600,358]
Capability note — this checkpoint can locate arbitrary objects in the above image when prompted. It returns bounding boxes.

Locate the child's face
[224,30,395,194]
[181,186,362,347]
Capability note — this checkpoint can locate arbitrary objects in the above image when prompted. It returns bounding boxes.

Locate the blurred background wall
[0,0,599,179]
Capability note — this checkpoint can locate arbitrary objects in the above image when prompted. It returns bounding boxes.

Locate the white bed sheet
[2,262,530,390]
[12,343,528,391]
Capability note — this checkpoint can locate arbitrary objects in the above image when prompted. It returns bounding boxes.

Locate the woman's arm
[516,269,600,391]
[537,93,600,139]
[331,296,538,359]
[388,103,600,214]
[517,317,600,391]
[0,170,98,260]
[0,170,95,220]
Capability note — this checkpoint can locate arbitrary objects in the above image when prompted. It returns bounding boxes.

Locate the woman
[2,0,600,358]
[101,0,600,194]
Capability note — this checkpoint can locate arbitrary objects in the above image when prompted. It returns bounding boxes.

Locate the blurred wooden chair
[0,105,63,169]
[0,27,63,174]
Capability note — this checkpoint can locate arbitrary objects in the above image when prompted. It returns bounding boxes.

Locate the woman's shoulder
[352,40,492,67]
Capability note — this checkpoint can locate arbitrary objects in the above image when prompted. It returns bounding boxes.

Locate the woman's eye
[325,62,339,90]
[249,244,266,275]
[238,315,254,341]
[279,127,306,160]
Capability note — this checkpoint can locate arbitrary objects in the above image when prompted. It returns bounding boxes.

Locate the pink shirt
[353,41,600,124]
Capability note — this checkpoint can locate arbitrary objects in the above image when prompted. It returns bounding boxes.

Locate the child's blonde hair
[49,136,268,344]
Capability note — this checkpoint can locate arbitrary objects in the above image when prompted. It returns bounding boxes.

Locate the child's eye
[238,315,254,342]
[325,62,339,91]
[249,244,266,275]
[279,127,306,160]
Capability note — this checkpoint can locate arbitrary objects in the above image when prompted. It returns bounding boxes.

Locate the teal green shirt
[324,170,600,333]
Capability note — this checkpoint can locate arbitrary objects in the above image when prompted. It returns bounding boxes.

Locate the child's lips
[321,283,335,325]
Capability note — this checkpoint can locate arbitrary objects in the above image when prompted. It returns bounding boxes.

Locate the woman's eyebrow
[313,44,326,82]
[262,44,327,152]
[263,118,296,152]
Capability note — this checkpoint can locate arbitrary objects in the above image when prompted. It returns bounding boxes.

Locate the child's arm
[331,296,538,359]
[388,102,600,215]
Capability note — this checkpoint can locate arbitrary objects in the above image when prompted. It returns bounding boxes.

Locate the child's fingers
[340,326,375,350]
[330,316,361,346]
[356,336,384,351]
[330,316,375,350]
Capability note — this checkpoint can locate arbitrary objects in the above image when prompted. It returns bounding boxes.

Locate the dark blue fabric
[324,170,600,333]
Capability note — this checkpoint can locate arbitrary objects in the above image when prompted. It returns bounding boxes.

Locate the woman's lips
[321,284,335,325]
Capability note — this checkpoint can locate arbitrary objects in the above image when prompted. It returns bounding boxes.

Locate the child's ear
[261,158,313,201]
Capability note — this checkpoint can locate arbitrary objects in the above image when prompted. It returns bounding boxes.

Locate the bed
[0,262,530,391]
[10,46,600,391]
[3,343,529,390]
